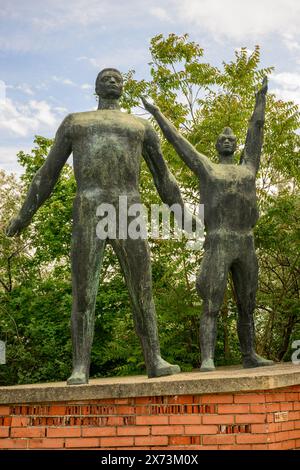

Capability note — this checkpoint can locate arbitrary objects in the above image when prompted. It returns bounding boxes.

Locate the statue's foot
[200,359,216,372]
[243,353,274,369]
[148,357,181,378]
[67,368,89,385]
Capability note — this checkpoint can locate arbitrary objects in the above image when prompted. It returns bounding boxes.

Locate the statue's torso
[200,164,258,234]
[69,110,146,200]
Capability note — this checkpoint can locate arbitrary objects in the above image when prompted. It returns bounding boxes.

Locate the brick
[265,403,280,413]
[294,402,300,411]
[101,437,134,447]
[114,398,129,405]
[285,393,299,402]
[1,417,12,426]
[203,434,235,445]
[250,404,266,413]
[169,436,191,446]
[191,445,218,450]
[0,439,27,449]
[135,397,154,405]
[199,394,233,404]
[185,425,218,435]
[252,444,268,450]
[251,424,268,433]
[11,427,45,438]
[281,440,296,450]
[152,425,184,435]
[288,430,300,439]
[281,386,300,392]
[83,427,117,437]
[294,421,300,429]
[11,416,30,427]
[234,394,265,404]
[0,406,10,415]
[169,415,202,425]
[280,402,293,411]
[288,411,300,420]
[218,404,249,414]
[281,421,294,431]
[65,438,99,448]
[268,442,283,450]
[265,393,286,403]
[266,423,282,433]
[0,428,9,438]
[235,414,266,424]
[169,395,194,404]
[135,406,150,415]
[274,431,291,442]
[202,415,234,425]
[29,438,64,449]
[136,416,168,425]
[296,439,300,448]
[135,436,168,446]
[219,444,251,450]
[117,426,149,436]
[117,406,136,415]
[47,428,81,438]
[236,434,268,444]
[48,406,67,415]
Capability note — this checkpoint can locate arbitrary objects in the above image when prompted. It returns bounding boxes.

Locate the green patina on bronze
[142,77,274,372]
[6,69,188,385]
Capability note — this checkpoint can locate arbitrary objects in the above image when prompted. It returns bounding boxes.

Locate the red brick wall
[0,385,299,450]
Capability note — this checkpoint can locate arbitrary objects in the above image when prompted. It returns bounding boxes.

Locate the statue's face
[216,134,237,158]
[96,70,123,99]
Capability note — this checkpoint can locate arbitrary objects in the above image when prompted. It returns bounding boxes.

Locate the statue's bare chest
[71,111,145,144]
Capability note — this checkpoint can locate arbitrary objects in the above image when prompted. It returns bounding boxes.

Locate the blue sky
[1,0,300,174]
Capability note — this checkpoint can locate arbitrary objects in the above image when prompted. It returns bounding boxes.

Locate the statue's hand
[258,76,268,96]
[141,96,159,115]
[6,216,24,237]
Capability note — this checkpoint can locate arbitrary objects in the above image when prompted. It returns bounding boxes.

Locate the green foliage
[0,34,299,385]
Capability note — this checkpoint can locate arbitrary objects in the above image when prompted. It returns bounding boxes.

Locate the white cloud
[282,34,300,52]
[81,83,93,90]
[6,83,34,96]
[52,76,76,86]
[172,0,300,40]
[0,145,31,175]
[271,72,300,105]
[0,94,62,138]
[150,7,171,22]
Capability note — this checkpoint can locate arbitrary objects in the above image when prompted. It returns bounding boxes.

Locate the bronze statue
[6,68,184,384]
[142,77,274,371]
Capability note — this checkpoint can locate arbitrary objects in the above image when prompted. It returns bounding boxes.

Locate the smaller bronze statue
[142,77,274,371]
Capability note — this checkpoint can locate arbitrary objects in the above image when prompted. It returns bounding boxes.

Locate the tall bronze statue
[142,77,274,371]
[6,68,184,384]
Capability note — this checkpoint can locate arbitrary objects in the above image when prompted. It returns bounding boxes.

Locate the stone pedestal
[0,363,299,450]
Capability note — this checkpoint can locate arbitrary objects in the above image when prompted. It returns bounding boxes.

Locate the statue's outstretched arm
[6,115,73,237]
[142,122,200,233]
[241,77,268,173]
[141,98,214,180]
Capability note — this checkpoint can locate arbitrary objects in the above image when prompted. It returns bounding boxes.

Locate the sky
[0,0,300,174]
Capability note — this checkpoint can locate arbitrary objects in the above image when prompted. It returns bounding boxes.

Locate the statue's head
[95,68,123,99]
[215,127,237,160]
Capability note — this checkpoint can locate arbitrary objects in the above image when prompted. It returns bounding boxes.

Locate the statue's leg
[111,237,180,378]
[231,243,274,368]
[67,196,107,385]
[196,242,229,372]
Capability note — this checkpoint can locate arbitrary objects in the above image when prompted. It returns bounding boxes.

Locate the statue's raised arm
[141,97,214,181]
[6,115,72,237]
[240,77,268,174]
